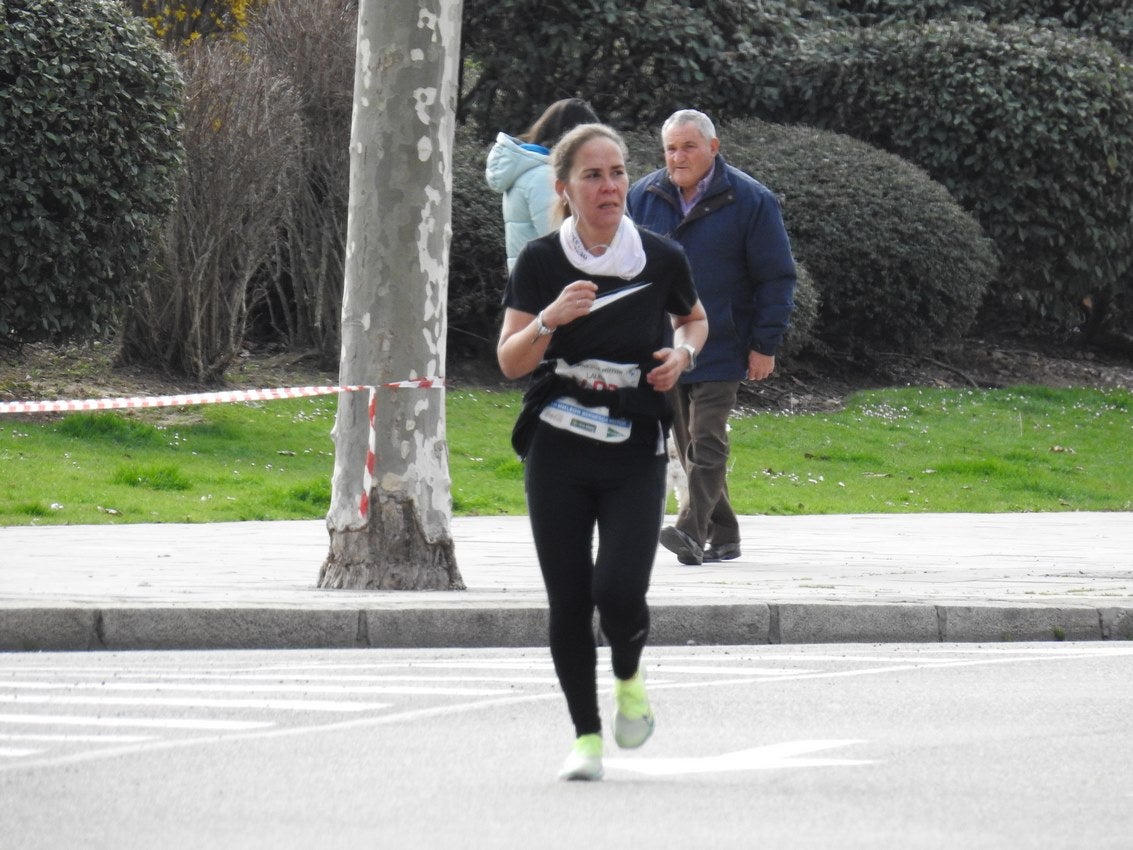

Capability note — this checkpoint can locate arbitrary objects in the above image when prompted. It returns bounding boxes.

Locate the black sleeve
[502,237,555,315]
[648,233,698,317]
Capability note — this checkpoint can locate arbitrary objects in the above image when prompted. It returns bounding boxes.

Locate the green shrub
[0,0,183,345]
[449,123,509,360]
[765,21,1133,333]
[825,0,1133,55]
[628,119,998,355]
[780,262,821,361]
[461,0,720,135]
[742,120,998,353]
[459,0,832,137]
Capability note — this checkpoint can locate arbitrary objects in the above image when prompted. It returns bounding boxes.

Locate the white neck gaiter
[558,215,646,280]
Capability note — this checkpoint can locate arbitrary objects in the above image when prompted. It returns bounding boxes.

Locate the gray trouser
[670,381,740,548]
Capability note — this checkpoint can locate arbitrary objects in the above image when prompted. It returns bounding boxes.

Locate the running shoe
[613,670,655,749]
[558,733,604,781]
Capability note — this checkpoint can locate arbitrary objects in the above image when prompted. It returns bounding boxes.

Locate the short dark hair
[522,98,600,149]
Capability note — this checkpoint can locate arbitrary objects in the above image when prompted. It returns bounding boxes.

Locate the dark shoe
[659,526,703,566]
[703,542,742,562]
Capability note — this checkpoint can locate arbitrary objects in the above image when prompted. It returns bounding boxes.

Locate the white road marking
[2,681,513,697]
[0,747,41,758]
[651,665,818,676]
[0,670,557,685]
[663,647,1133,664]
[606,740,875,776]
[2,644,1128,773]
[0,713,271,731]
[0,694,389,713]
[410,660,557,670]
[0,733,154,743]
[0,690,569,772]
[648,647,1133,694]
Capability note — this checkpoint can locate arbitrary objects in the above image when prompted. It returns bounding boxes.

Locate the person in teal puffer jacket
[485,98,599,272]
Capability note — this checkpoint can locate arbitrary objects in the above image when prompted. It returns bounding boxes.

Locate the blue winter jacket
[485,133,557,272]
[627,155,797,382]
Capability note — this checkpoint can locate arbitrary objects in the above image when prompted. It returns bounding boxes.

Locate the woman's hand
[645,347,688,392]
[497,280,599,380]
[542,280,598,330]
[646,298,708,392]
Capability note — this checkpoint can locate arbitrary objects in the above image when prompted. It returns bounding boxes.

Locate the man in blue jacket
[627,109,796,565]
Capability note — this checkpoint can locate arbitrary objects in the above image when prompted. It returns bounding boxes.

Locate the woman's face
[558,136,628,235]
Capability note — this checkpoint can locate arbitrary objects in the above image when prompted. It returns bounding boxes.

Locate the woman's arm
[496,280,598,380]
[645,300,709,392]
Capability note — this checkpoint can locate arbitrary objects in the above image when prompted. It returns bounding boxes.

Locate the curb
[5,602,1131,652]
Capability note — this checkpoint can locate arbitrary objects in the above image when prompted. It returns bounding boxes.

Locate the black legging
[524,424,667,737]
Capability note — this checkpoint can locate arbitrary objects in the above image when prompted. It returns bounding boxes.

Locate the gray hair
[661,109,717,143]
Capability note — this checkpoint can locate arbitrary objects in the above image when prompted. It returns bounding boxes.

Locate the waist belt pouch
[510,366,672,457]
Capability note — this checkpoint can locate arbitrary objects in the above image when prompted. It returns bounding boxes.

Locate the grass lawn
[0,385,1129,525]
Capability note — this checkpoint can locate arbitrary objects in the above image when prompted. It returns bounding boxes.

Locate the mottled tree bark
[320,0,464,590]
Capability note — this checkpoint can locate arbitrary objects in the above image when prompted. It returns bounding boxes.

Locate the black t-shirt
[503,227,698,383]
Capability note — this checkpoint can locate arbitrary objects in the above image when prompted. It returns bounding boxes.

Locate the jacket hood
[485,132,550,194]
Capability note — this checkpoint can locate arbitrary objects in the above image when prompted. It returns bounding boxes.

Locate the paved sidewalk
[1,513,1131,651]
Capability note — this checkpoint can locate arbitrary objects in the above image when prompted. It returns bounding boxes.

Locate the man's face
[663,123,720,193]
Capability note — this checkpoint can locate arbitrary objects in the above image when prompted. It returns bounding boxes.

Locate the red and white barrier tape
[0,379,442,414]
[359,388,379,519]
[0,377,445,517]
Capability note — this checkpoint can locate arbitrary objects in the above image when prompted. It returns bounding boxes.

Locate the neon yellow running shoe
[558,733,604,781]
[613,669,655,749]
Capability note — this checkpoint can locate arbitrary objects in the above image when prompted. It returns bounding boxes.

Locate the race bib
[538,359,641,444]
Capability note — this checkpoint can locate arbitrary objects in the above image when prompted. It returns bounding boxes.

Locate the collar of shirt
[679,162,716,217]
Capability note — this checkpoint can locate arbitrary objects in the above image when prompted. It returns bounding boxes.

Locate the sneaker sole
[613,713,655,749]
[558,762,604,781]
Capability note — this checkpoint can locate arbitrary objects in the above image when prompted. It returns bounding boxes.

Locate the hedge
[763,20,1133,332]
[0,0,183,344]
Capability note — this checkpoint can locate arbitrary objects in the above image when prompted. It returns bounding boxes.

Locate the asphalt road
[3,643,1132,849]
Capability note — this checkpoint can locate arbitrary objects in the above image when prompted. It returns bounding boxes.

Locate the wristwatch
[535,311,555,337]
[677,342,697,372]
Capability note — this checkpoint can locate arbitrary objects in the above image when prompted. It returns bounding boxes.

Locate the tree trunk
[320,0,464,591]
